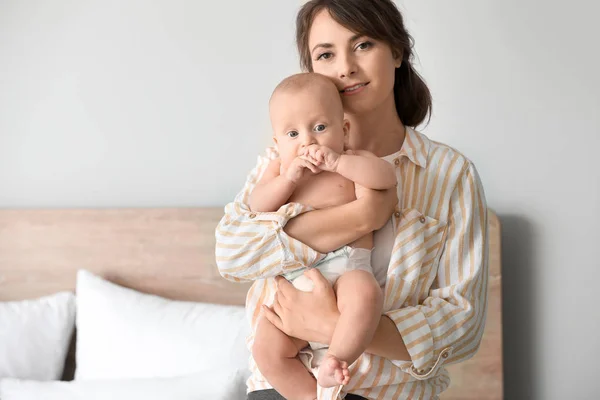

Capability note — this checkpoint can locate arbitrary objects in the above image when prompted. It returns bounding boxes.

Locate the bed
[0,207,503,399]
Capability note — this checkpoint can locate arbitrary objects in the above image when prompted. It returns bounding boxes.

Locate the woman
[215,1,488,399]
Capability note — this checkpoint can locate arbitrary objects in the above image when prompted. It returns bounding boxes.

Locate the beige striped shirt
[215,128,488,399]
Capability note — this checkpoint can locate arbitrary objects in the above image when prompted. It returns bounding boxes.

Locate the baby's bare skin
[290,171,372,250]
[289,171,354,209]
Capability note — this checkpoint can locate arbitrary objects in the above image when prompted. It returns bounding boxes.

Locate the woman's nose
[338,52,357,79]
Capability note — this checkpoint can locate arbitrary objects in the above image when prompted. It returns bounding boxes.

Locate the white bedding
[0,271,251,399]
[75,270,251,381]
[0,292,75,381]
[0,370,247,400]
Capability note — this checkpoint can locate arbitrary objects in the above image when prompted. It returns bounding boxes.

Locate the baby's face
[270,85,347,170]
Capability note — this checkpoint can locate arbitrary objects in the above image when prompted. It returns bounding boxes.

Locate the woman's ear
[393,50,403,69]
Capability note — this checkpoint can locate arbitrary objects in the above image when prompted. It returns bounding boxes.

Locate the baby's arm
[336,150,397,190]
[249,159,295,212]
[249,157,320,212]
[304,146,396,190]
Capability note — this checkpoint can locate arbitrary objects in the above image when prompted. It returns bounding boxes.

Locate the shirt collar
[399,127,430,168]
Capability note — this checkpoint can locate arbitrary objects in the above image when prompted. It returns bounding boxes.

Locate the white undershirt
[370,150,403,288]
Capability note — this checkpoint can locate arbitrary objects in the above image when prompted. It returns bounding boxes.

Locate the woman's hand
[355,184,398,230]
[262,269,340,345]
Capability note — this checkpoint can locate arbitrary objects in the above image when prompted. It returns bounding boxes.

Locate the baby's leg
[253,317,315,400]
[317,269,383,388]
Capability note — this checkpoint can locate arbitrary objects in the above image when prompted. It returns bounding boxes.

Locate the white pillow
[0,369,247,400]
[75,270,251,382]
[0,292,76,380]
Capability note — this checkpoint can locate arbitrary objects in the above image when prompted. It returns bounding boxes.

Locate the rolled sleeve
[215,148,324,282]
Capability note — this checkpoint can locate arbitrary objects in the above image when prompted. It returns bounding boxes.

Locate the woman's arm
[381,161,488,378]
[283,186,397,253]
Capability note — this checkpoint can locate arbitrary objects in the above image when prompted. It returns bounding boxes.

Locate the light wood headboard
[0,208,250,304]
[0,208,502,398]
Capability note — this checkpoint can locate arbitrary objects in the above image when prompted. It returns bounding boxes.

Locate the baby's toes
[342,374,350,385]
[337,367,348,384]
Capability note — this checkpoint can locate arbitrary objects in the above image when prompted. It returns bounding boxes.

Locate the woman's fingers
[303,268,330,291]
[276,277,296,301]
[273,293,283,315]
[261,305,283,331]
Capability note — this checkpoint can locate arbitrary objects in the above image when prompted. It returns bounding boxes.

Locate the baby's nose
[301,135,316,147]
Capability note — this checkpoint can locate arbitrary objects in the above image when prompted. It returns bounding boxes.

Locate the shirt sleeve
[384,161,489,379]
[215,147,324,282]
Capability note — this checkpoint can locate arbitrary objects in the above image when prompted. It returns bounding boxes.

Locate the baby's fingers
[315,149,326,162]
[300,154,321,167]
[305,144,320,157]
[300,158,320,173]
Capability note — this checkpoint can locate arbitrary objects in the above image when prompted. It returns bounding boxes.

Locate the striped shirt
[215,127,488,399]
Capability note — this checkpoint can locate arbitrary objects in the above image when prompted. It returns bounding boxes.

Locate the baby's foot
[317,354,350,388]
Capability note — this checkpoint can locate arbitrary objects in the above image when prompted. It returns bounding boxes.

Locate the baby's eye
[287,131,299,138]
[314,124,326,132]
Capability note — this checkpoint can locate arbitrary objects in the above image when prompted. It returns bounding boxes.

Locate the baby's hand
[282,156,320,184]
[303,145,340,172]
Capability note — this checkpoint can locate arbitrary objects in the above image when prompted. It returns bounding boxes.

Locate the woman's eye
[316,52,333,61]
[356,41,373,51]
[287,131,299,138]
[314,124,326,132]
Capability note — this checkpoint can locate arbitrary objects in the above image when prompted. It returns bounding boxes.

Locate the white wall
[1,0,599,398]
[0,0,301,207]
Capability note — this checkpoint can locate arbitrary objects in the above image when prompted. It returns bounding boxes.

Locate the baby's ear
[343,119,350,146]
[272,136,278,145]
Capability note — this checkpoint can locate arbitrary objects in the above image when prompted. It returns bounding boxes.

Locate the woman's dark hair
[296,0,432,127]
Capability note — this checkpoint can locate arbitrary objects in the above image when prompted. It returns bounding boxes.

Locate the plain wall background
[1,1,599,398]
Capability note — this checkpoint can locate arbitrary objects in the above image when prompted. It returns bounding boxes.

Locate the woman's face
[308,9,402,115]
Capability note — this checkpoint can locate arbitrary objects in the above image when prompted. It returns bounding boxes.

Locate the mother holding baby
[216,1,488,399]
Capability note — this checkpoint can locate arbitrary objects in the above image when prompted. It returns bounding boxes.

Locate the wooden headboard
[0,208,502,398]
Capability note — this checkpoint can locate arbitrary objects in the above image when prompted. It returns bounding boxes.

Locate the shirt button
[419,216,426,223]
[394,212,401,218]
[394,158,400,166]
[442,351,449,359]
[249,213,256,219]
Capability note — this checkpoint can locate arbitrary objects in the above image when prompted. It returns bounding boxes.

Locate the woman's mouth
[340,83,369,96]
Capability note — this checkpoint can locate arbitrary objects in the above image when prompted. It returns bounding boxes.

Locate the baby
[250,73,397,399]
